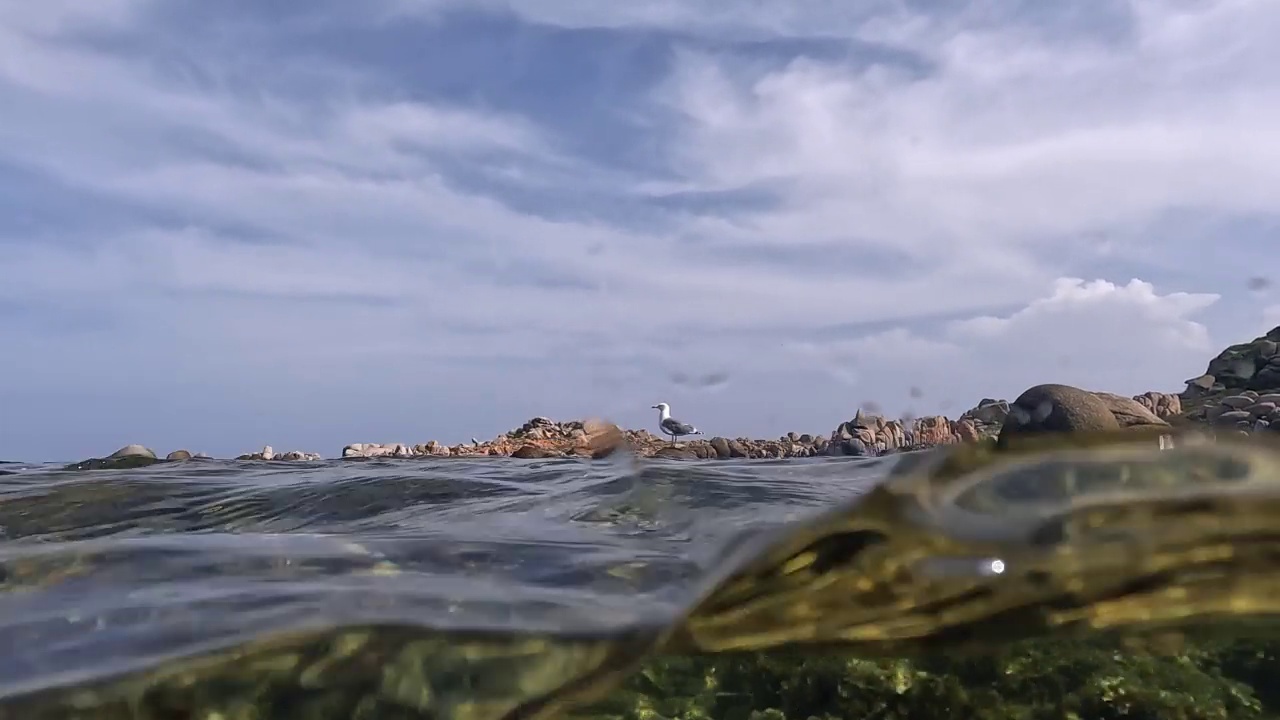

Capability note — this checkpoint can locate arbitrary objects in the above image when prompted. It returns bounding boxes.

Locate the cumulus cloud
[793,278,1220,410]
[0,0,1275,459]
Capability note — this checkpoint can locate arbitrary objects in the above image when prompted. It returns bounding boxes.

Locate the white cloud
[794,278,1220,408]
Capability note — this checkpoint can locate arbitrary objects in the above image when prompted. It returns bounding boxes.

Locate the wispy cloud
[0,0,1276,460]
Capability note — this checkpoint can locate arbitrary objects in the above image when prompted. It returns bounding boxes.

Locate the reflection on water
[2,431,1280,719]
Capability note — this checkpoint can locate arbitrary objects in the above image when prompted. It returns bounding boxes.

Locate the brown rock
[911,416,957,446]
[512,444,559,459]
[1133,391,1182,419]
[954,419,981,443]
[652,446,700,460]
[996,384,1121,448]
[1088,391,1169,428]
[581,419,627,459]
[165,450,193,461]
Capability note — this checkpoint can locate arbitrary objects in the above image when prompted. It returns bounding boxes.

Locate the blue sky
[1,0,1278,461]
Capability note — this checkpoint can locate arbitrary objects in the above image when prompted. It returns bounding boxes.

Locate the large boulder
[996,384,1170,449]
[1088,391,1168,428]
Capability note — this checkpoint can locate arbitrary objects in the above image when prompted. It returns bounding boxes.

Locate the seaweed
[576,636,1275,720]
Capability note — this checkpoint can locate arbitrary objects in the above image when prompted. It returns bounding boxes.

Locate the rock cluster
[1195,391,1280,432]
[65,443,322,470]
[1179,326,1280,434]
[332,404,1008,462]
[234,445,323,462]
[342,417,627,460]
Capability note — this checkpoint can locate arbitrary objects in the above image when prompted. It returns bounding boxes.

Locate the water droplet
[908,386,923,399]
[668,370,731,391]
[1247,276,1270,293]
[860,400,883,415]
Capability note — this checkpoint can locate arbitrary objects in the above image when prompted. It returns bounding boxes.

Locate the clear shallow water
[0,454,892,701]
[7,435,1280,720]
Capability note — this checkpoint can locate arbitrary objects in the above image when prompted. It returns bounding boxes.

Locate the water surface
[6,437,1280,720]
[0,454,891,702]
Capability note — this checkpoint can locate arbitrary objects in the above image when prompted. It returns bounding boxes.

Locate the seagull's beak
[650,404,659,409]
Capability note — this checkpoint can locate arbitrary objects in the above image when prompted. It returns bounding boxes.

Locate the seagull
[651,402,703,446]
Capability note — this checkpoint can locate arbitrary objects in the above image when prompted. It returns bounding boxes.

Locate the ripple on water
[7,434,1274,719]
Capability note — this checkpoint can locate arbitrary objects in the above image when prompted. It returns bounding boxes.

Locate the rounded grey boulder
[996,384,1174,450]
[996,384,1121,449]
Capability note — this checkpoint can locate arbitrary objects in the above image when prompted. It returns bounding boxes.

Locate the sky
[1,0,1278,461]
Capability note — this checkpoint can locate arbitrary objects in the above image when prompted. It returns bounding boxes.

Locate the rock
[412,441,451,457]
[512,444,560,459]
[840,438,871,456]
[953,419,981,443]
[828,412,909,455]
[111,444,156,460]
[996,384,1121,448]
[912,416,957,446]
[1184,373,1216,394]
[955,399,1009,441]
[709,437,732,459]
[165,450,193,461]
[1088,391,1169,428]
[581,419,627,459]
[343,443,414,459]
[1132,391,1182,419]
[967,399,1011,425]
[652,446,700,460]
[1182,326,1280,409]
[64,444,161,471]
[1219,394,1257,409]
[238,445,319,461]
[1246,402,1277,418]
[1212,410,1253,427]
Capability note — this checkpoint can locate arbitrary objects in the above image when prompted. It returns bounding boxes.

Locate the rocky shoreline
[65,325,1280,470]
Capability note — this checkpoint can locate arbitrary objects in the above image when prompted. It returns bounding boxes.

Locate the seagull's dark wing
[662,417,697,434]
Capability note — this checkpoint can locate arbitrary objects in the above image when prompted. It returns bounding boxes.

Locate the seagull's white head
[651,402,670,413]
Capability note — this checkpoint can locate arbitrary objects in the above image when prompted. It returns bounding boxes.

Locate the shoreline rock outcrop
[57,325,1280,467]
[1178,326,1280,433]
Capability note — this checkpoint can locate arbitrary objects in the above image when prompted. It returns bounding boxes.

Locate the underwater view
[5,423,1280,720]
